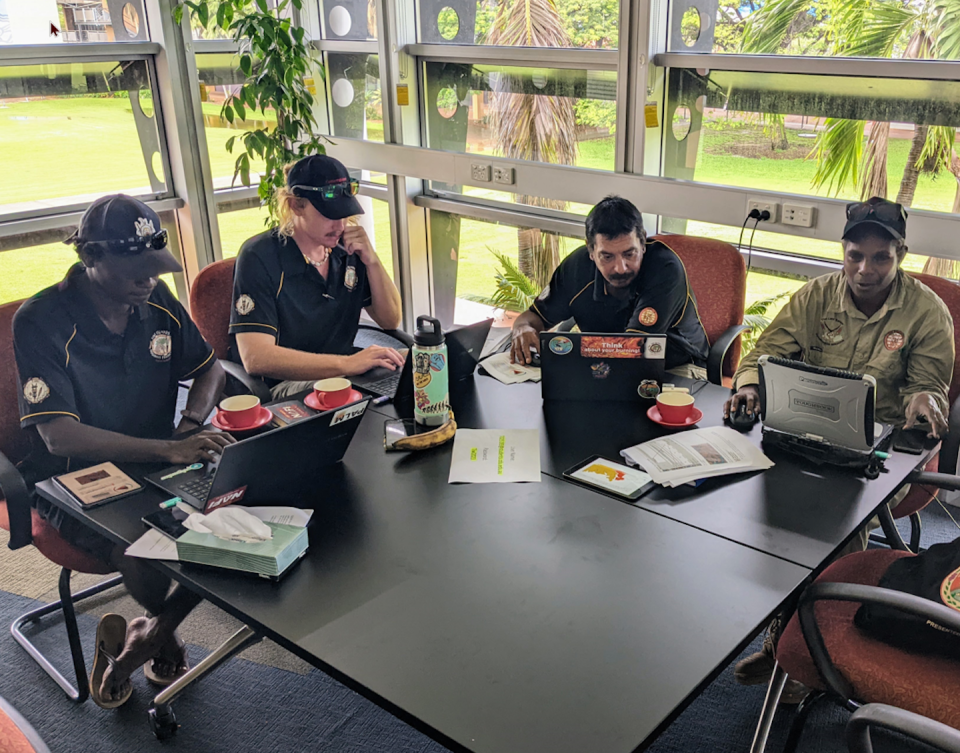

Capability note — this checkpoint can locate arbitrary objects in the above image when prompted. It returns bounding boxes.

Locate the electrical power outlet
[746,199,779,223]
[471,163,491,182]
[493,166,515,185]
[782,203,817,228]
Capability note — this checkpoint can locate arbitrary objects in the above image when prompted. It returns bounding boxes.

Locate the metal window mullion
[313,39,379,53]
[405,44,619,71]
[654,52,960,81]
[0,42,160,64]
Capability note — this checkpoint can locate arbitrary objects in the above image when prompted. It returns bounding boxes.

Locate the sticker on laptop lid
[644,338,665,359]
[548,336,573,355]
[331,402,367,426]
[580,335,645,359]
[205,485,248,511]
[590,362,611,379]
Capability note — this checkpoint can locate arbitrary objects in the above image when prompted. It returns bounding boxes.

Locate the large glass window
[417,0,618,47]
[320,0,377,40]
[0,59,167,214]
[326,53,383,142]
[0,0,149,45]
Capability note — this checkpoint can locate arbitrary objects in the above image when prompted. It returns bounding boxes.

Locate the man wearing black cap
[725,196,954,701]
[13,194,232,708]
[510,195,709,375]
[230,154,404,398]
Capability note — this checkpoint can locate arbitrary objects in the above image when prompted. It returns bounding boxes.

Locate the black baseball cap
[287,155,364,220]
[842,197,908,243]
[65,194,183,277]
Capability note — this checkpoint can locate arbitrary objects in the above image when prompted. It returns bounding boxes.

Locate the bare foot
[100,616,167,700]
[149,631,188,682]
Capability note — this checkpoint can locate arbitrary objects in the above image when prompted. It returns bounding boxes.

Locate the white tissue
[182,507,273,543]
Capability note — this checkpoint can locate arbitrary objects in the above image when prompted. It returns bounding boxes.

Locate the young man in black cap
[230,154,404,398]
[14,194,233,708]
[510,195,709,376]
[725,196,954,702]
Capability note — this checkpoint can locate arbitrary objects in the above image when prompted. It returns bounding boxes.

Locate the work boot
[734,626,811,705]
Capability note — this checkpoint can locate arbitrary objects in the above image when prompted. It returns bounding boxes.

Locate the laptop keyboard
[176,476,214,502]
[363,372,401,397]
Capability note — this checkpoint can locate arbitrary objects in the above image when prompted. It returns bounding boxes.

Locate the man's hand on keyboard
[344,345,405,375]
[164,430,236,464]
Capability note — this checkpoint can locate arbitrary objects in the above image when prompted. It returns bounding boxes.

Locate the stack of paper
[620,426,773,488]
[479,351,541,384]
[176,521,308,577]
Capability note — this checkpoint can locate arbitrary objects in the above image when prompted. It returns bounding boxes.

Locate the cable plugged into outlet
[746,199,779,224]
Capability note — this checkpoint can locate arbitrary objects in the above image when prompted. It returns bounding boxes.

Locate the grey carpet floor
[1,503,956,753]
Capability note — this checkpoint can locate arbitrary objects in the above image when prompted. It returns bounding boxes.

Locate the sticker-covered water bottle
[412,315,449,427]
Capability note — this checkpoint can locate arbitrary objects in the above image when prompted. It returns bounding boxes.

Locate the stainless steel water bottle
[412,315,449,427]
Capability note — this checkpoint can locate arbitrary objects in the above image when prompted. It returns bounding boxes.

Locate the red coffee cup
[313,377,352,408]
[656,391,695,423]
[218,395,261,428]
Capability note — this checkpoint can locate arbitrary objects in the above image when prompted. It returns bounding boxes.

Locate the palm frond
[741,0,816,54]
[934,0,960,59]
[918,125,956,175]
[810,118,865,196]
[836,2,916,57]
[465,248,543,313]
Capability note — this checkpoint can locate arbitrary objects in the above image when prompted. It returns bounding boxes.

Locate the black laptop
[352,319,494,399]
[539,332,666,402]
[144,398,370,511]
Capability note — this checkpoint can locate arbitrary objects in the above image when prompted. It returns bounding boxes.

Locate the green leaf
[810,118,865,196]
[223,104,234,124]
[255,0,267,12]
[223,2,234,27]
[216,3,225,29]
[234,99,247,123]
[196,1,209,27]
[174,5,184,25]
[240,54,252,77]
[293,26,305,44]
[741,0,815,54]
[226,135,236,152]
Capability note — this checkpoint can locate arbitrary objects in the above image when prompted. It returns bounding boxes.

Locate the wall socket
[746,199,779,223]
[493,165,515,185]
[471,163,491,182]
[782,203,817,228]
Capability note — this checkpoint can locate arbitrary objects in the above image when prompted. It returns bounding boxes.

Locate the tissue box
[176,522,308,578]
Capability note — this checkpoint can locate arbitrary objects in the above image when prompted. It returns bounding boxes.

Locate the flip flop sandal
[143,650,190,687]
[89,613,133,709]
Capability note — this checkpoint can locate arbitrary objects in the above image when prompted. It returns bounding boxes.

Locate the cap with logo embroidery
[287,154,364,221]
[65,194,183,276]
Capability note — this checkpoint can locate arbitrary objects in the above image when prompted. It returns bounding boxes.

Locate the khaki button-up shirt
[734,270,954,426]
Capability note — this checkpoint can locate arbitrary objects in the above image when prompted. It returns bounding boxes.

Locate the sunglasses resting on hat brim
[291,180,361,200]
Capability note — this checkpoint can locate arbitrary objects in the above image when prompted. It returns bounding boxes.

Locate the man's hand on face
[723,384,760,420]
[511,325,540,364]
[904,392,948,439]
[340,225,378,266]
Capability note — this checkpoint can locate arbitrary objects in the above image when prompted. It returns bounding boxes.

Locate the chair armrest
[0,450,32,550]
[707,324,749,386]
[938,396,960,476]
[876,504,909,551]
[848,704,960,753]
[221,360,272,404]
[797,581,960,705]
[907,471,960,493]
[357,324,415,348]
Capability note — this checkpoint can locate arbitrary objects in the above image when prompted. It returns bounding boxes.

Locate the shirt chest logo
[344,266,358,292]
[818,317,845,345]
[23,377,50,405]
[884,330,905,351]
[638,307,658,327]
[150,330,172,361]
[235,294,255,316]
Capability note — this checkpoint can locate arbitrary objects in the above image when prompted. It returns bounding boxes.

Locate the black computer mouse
[726,403,759,432]
[529,350,541,368]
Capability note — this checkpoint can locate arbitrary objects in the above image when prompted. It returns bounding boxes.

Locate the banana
[391,410,457,451]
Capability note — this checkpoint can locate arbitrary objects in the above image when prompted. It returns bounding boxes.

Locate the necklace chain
[303,248,330,268]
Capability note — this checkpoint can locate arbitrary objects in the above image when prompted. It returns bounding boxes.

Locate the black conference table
[33,376,929,753]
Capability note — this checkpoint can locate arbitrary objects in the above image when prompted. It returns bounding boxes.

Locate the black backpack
[854,539,960,659]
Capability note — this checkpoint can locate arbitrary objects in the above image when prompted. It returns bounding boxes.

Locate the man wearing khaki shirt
[726,197,955,701]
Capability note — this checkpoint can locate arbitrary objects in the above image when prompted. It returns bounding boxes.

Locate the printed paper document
[449,429,541,484]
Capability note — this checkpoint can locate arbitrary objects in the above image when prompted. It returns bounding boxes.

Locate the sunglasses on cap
[292,179,361,201]
[845,200,906,224]
[83,228,169,253]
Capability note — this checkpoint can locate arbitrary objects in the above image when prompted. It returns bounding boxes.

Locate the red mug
[218,395,261,428]
[656,391,695,423]
[313,377,352,408]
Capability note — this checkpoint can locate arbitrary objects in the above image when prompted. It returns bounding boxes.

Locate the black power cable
[746,209,770,273]
[738,208,761,259]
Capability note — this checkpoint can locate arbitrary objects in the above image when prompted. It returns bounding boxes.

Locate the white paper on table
[126,528,179,561]
[448,429,541,484]
[237,506,313,528]
[478,351,541,384]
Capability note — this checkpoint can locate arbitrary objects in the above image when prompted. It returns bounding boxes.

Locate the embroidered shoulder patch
[638,307,658,326]
[23,377,50,405]
[537,284,551,301]
[884,330,905,351]
[344,266,358,292]
[235,294,255,316]
[149,330,172,361]
[941,565,960,612]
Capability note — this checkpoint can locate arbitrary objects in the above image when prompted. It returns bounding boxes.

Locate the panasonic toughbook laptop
[758,356,892,468]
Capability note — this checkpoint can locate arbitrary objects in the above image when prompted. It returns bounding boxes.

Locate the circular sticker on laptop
[548,336,573,355]
[638,379,660,399]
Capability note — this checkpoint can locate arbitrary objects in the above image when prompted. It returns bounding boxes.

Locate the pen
[372,396,391,405]
[159,497,182,509]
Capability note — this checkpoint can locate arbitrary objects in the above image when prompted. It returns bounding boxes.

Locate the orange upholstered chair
[749,549,960,753]
[0,695,51,753]
[0,299,123,703]
[650,234,748,386]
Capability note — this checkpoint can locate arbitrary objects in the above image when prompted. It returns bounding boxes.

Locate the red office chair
[0,695,52,753]
[749,549,960,753]
[0,299,123,703]
[650,234,748,386]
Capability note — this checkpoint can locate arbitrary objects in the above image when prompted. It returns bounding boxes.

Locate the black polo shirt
[13,264,216,477]
[529,241,709,370]
[229,230,372,387]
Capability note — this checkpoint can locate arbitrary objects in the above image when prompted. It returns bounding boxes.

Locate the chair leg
[749,662,788,753]
[908,513,922,553]
[782,691,826,753]
[10,568,124,703]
